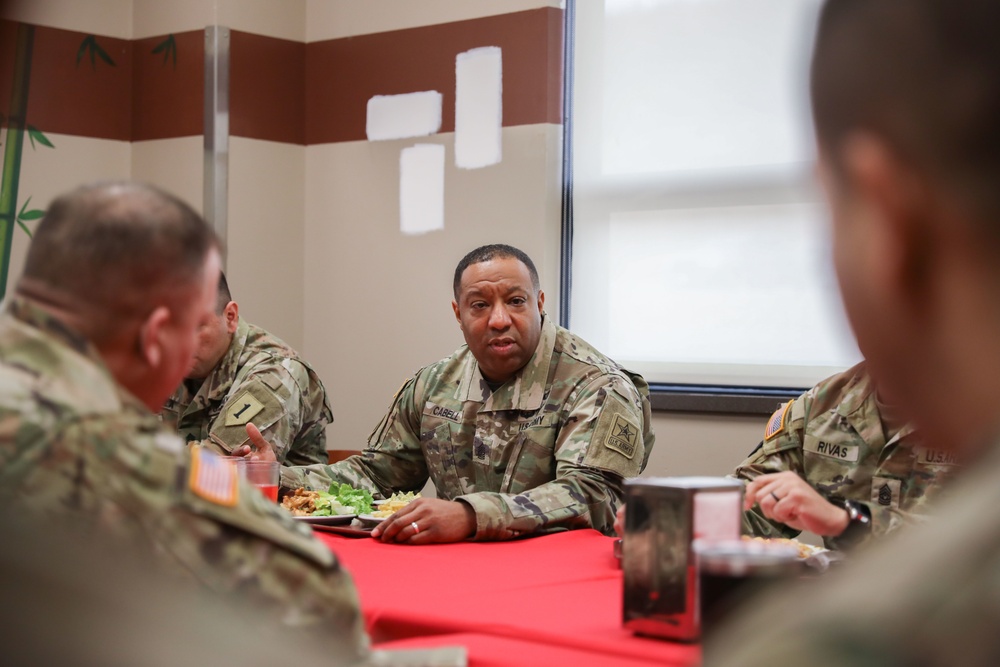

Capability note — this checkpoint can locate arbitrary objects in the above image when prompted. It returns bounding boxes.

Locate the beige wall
[304,124,564,451]
[4,0,768,480]
[306,0,563,41]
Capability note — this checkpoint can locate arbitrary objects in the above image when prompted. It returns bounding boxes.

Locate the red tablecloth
[315,529,700,666]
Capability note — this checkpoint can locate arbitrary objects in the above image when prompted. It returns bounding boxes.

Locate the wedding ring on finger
[770,492,781,502]
[411,521,420,535]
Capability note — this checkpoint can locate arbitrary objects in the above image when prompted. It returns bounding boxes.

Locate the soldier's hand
[371,498,476,544]
[230,423,278,462]
[744,471,850,536]
[614,504,626,539]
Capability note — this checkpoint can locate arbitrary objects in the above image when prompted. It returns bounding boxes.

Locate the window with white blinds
[568,0,860,390]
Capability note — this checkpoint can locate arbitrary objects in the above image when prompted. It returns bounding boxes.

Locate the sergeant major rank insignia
[605,414,639,459]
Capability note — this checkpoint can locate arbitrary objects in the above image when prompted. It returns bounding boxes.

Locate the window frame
[559,0,807,415]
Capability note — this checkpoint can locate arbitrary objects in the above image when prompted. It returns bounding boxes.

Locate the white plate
[355,514,386,527]
[292,513,357,525]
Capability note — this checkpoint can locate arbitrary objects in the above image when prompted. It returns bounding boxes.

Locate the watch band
[833,498,871,549]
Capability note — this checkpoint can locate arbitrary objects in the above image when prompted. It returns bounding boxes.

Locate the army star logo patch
[225,390,265,427]
[604,414,638,459]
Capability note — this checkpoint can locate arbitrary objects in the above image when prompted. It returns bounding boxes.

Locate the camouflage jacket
[708,436,1000,667]
[282,316,655,540]
[0,297,367,660]
[732,362,959,549]
[161,317,333,466]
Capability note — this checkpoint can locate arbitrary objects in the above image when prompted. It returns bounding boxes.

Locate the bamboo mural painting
[0,23,37,300]
[0,28,126,299]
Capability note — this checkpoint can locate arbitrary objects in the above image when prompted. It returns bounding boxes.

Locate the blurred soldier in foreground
[270,244,654,544]
[0,182,366,662]
[709,1,1000,665]
[161,272,333,466]
[733,361,958,550]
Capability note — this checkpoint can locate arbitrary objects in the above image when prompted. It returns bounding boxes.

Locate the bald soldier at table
[0,182,367,661]
[275,244,654,543]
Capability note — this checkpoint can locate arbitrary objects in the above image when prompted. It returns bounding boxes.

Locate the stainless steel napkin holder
[621,476,744,641]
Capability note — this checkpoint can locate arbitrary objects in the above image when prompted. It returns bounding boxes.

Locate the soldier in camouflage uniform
[709,1,1000,665]
[0,182,367,662]
[161,272,332,466]
[280,244,654,543]
[733,362,958,550]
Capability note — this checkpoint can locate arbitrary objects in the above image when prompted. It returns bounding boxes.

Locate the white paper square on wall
[399,143,445,235]
[367,90,443,141]
[455,46,502,169]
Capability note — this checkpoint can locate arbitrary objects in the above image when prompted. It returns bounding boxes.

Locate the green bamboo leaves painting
[76,34,116,69]
[152,34,177,68]
[0,27,179,298]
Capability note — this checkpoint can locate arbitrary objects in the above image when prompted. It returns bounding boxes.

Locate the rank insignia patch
[225,390,264,427]
[605,414,639,459]
[189,448,239,506]
[765,402,791,441]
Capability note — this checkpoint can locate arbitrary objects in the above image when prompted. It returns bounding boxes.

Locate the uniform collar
[5,295,151,414]
[838,365,916,445]
[190,316,251,403]
[6,294,97,360]
[459,314,556,411]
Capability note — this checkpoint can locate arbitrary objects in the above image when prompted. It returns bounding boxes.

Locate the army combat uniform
[708,435,1000,667]
[0,297,367,661]
[282,315,654,540]
[161,317,333,466]
[732,362,959,549]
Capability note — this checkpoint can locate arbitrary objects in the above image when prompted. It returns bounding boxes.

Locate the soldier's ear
[223,301,239,334]
[452,300,461,325]
[137,305,170,369]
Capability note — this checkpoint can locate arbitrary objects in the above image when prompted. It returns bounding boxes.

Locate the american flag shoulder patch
[764,401,792,441]
[189,447,239,507]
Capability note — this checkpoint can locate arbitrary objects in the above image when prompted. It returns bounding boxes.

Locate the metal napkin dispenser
[622,476,744,641]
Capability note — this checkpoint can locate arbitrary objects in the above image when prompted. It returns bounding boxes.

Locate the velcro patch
[871,476,901,508]
[764,401,791,441]
[605,413,639,459]
[225,390,264,427]
[188,448,239,507]
[916,447,960,467]
[584,391,644,478]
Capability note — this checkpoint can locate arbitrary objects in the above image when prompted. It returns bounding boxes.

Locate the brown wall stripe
[231,31,305,145]
[305,7,563,145]
[131,30,203,141]
[0,8,562,146]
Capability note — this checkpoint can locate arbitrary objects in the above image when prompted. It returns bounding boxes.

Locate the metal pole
[204,25,230,266]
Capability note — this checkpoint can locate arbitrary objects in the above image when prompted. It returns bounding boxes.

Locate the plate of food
[294,513,356,525]
[281,484,375,523]
[741,535,825,560]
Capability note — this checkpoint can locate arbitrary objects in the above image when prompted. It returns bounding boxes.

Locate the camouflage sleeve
[45,420,369,659]
[280,374,429,497]
[206,358,331,467]
[731,398,808,540]
[459,373,649,541]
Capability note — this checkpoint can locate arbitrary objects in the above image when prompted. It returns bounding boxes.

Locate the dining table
[312,528,701,666]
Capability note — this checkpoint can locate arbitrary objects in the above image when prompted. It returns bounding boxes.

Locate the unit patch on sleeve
[224,390,265,427]
[605,414,639,459]
[764,401,792,441]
